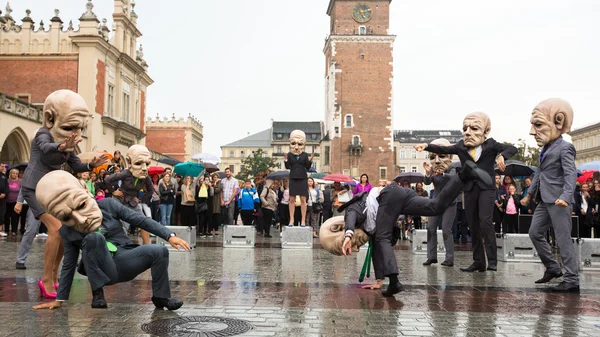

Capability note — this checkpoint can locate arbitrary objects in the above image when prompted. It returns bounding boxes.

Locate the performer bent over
[521,98,579,292]
[321,161,491,297]
[21,90,107,298]
[415,112,517,272]
[33,171,191,310]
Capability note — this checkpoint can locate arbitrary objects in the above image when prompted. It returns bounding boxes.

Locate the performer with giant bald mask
[284,130,314,227]
[321,161,492,296]
[21,90,108,298]
[104,144,155,245]
[32,171,191,310]
[422,138,459,267]
[520,98,579,292]
[415,112,517,273]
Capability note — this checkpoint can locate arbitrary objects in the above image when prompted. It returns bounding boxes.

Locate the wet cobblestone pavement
[1,234,600,336]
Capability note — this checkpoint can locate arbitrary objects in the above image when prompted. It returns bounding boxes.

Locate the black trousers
[375,175,463,277]
[278,204,289,230]
[4,202,20,233]
[82,233,170,298]
[261,208,273,235]
[464,186,497,268]
[211,212,221,232]
[502,213,518,234]
[181,205,196,228]
[240,210,254,226]
[0,199,6,228]
[197,210,209,234]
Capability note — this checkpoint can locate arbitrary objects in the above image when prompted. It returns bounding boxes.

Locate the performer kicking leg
[20,90,107,297]
[32,171,190,310]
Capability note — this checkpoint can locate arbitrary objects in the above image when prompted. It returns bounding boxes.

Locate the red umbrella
[577,170,596,184]
[322,173,354,183]
[148,166,165,176]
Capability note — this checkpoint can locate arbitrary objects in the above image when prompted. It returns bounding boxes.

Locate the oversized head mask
[319,216,370,256]
[430,138,453,174]
[42,90,90,152]
[36,171,102,233]
[289,130,306,156]
[462,112,491,147]
[529,98,574,147]
[126,145,152,179]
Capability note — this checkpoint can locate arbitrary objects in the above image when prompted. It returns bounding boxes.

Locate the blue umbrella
[578,161,600,171]
[174,162,204,177]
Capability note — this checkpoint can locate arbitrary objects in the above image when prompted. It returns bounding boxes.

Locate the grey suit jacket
[424,166,459,204]
[528,136,576,205]
[21,128,89,189]
[56,198,173,301]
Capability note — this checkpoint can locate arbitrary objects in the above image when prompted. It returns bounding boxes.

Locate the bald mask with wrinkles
[319,216,370,256]
[462,112,491,147]
[289,130,306,156]
[43,90,91,152]
[126,145,152,179]
[430,138,453,174]
[529,98,574,147]
[36,171,103,233]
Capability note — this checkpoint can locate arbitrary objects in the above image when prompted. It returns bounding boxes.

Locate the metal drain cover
[141,316,254,336]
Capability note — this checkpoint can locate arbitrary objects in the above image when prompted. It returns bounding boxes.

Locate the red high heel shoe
[38,279,57,299]
[54,283,59,290]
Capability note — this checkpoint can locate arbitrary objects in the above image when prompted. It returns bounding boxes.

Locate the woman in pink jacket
[354,173,372,195]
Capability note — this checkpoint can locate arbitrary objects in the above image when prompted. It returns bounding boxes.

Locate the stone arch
[43,39,50,53]
[14,39,22,53]
[60,39,69,52]
[0,127,31,167]
[31,39,39,53]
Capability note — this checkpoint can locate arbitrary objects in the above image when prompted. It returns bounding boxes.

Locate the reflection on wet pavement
[1,235,600,336]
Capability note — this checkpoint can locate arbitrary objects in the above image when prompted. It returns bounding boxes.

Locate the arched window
[352,136,360,146]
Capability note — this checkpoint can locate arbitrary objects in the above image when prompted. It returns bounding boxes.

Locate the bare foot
[361,280,383,290]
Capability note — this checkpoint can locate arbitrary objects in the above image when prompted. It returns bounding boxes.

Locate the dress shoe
[422,259,438,266]
[91,288,108,309]
[152,297,183,311]
[487,265,497,271]
[534,270,563,284]
[441,261,453,267]
[549,281,579,293]
[38,279,57,299]
[15,262,26,270]
[459,160,493,186]
[460,264,486,272]
[381,281,404,297]
[265,234,272,238]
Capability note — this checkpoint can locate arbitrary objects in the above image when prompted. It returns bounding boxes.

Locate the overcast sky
[13,0,600,156]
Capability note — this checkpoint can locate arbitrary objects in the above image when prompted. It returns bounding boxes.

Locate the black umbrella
[9,162,28,171]
[266,170,290,180]
[203,163,220,173]
[495,160,535,177]
[393,172,425,184]
[217,171,227,179]
[158,157,182,166]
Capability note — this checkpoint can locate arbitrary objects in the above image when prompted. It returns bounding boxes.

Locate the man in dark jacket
[32,171,190,310]
[415,112,518,272]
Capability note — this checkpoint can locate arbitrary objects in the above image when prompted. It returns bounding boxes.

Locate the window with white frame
[411,150,417,159]
[277,145,282,153]
[229,150,234,158]
[379,166,387,179]
[400,166,406,173]
[343,169,351,176]
[345,114,353,128]
[400,150,406,159]
[358,26,367,35]
[411,166,417,173]
[107,84,115,116]
[352,136,360,146]
[122,92,130,123]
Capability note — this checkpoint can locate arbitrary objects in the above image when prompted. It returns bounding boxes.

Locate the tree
[235,148,278,181]
[503,139,540,167]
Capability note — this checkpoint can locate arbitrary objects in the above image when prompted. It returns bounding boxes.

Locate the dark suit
[56,198,174,301]
[375,175,464,277]
[21,128,90,218]
[104,169,154,207]
[528,136,578,286]
[285,152,311,179]
[426,138,517,268]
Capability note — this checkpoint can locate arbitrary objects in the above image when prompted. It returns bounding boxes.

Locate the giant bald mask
[126,145,152,179]
[36,171,102,233]
[430,138,454,174]
[289,130,306,156]
[42,90,90,152]
[462,112,491,147]
[319,216,370,256]
[529,98,574,147]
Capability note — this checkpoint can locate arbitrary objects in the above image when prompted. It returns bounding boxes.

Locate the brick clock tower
[323,0,395,181]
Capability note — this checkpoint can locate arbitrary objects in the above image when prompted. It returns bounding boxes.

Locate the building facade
[220,129,272,175]
[323,0,395,181]
[145,114,203,162]
[393,130,462,176]
[271,121,321,171]
[0,0,152,167]
[569,121,600,167]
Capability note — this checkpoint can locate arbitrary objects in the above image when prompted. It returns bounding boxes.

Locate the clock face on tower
[352,3,372,23]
